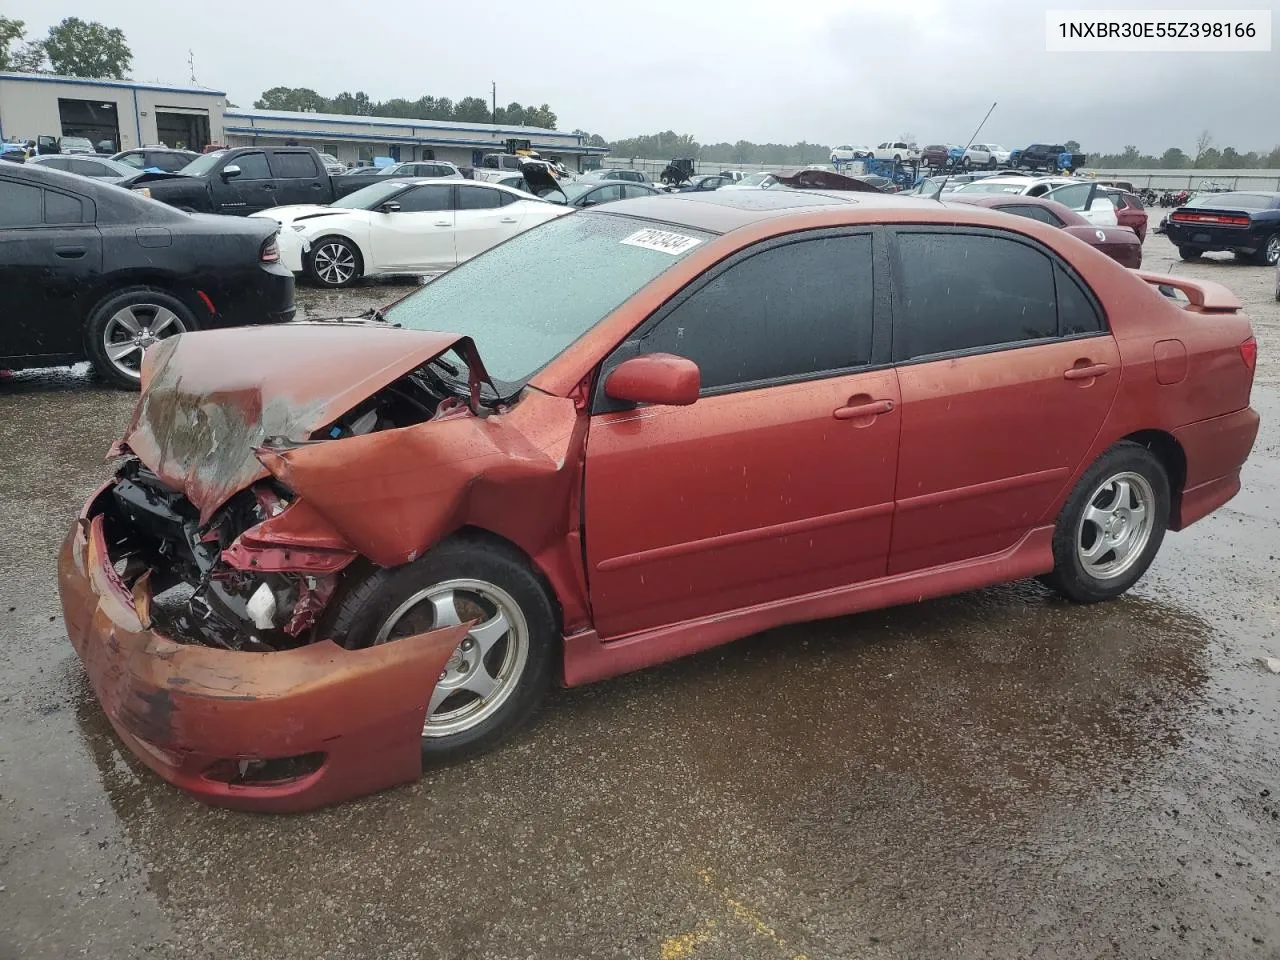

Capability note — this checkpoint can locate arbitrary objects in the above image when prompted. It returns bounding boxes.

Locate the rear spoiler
[1132,271,1241,314]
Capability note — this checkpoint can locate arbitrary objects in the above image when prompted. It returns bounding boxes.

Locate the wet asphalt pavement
[2,235,1278,960]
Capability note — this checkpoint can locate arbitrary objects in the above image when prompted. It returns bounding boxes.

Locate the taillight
[1240,337,1257,373]
[260,236,280,263]
[1170,212,1251,226]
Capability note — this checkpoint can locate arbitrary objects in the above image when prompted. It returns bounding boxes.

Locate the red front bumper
[58,508,465,813]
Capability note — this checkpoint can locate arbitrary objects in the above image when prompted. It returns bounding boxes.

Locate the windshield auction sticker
[620,229,703,255]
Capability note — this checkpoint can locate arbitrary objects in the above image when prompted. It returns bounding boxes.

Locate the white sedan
[251,180,570,287]
[720,172,780,190]
[962,143,1012,168]
[829,144,873,163]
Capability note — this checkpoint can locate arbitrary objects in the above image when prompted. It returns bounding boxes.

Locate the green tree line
[0,16,131,78]
[253,86,557,129]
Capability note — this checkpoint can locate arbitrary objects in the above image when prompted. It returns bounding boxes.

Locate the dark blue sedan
[1166,191,1280,265]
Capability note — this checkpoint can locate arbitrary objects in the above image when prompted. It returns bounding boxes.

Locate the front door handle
[500,217,518,223]
[1063,362,1110,380]
[261,183,276,189]
[834,398,895,421]
[310,182,323,189]
[54,245,86,259]
[434,221,451,227]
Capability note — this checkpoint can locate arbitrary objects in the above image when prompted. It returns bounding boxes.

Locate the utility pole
[491,81,496,124]
[187,49,196,84]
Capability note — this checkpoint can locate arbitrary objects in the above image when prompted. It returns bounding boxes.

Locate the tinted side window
[0,180,43,226]
[70,159,106,177]
[456,186,503,210]
[396,185,452,212]
[641,234,874,391]
[893,232,1057,361]
[45,190,84,224]
[272,152,319,178]
[117,153,145,168]
[232,152,271,180]
[1055,264,1103,335]
[998,203,1064,226]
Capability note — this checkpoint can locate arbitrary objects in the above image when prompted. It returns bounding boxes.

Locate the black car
[112,148,200,173]
[675,174,735,193]
[1165,192,1280,265]
[541,179,661,207]
[0,164,294,387]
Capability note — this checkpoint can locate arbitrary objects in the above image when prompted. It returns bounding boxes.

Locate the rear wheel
[1177,245,1202,261]
[323,537,557,764]
[1253,233,1280,266]
[84,287,196,389]
[1040,442,1169,604]
[306,235,362,288]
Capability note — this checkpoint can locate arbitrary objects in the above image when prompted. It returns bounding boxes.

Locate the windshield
[177,152,225,176]
[1185,192,1273,210]
[61,138,92,149]
[952,180,1031,194]
[385,212,713,390]
[331,181,409,209]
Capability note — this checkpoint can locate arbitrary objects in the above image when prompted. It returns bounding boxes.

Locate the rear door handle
[310,182,323,189]
[1063,362,1110,380]
[261,183,276,190]
[54,245,86,259]
[434,221,451,227]
[833,398,895,420]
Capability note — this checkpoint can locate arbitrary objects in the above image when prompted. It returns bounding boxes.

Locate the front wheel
[323,536,557,764]
[1040,442,1169,604]
[987,157,997,169]
[306,235,362,287]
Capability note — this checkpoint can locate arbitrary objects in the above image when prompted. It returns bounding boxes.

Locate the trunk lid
[121,323,471,523]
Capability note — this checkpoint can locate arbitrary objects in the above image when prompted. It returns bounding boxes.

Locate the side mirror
[380,201,401,213]
[221,164,242,180]
[604,354,700,407]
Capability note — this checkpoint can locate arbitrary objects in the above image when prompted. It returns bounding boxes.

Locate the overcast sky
[7,0,1277,153]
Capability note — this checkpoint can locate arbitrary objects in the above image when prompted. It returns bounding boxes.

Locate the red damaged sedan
[60,191,1259,811]
[950,193,1144,268]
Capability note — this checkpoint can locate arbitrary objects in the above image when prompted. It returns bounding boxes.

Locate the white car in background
[318,152,346,175]
[962,143,1012,168]
[720,172,780,190]
[871,141,921,162]
[251,179,570,287]
[829,144,873,163]
[949,175,1118,226]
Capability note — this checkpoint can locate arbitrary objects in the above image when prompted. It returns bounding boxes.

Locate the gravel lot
[1,232,1278,960]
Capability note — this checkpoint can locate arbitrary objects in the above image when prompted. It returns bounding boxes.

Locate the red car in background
[61,191,1257,811]
[951,194,1144,268]
[1103,188,1149,242]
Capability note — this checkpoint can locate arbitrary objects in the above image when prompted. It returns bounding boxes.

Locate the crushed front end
[57,324,496,811]
[59,479,466,812]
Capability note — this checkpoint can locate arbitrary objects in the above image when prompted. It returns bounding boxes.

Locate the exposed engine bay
[98,362,475,652]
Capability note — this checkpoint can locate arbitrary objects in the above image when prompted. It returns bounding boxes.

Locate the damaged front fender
[60,514,467,812]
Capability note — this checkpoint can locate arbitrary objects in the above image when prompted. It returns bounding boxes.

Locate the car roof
[592,189,934,234]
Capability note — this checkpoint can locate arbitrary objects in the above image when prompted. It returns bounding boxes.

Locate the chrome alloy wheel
[312,241,357,285]
[102,303,186,380]
[1265,234,1280,266]
[1075,471,1155,580]
[374,579,530,738]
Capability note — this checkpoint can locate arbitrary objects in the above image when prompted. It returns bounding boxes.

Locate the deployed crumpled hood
[120,324,471,523]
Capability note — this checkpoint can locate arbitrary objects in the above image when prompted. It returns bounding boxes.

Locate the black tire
[1040,442,1170,604]
[323,535,557,764]
[1251,233,1280,266]
[961,155,971,169]
[84,286,197,389]
[306,235,363,288]
[987,157,997,169]
[1178,246,1202,261]
[893,154,902,163]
